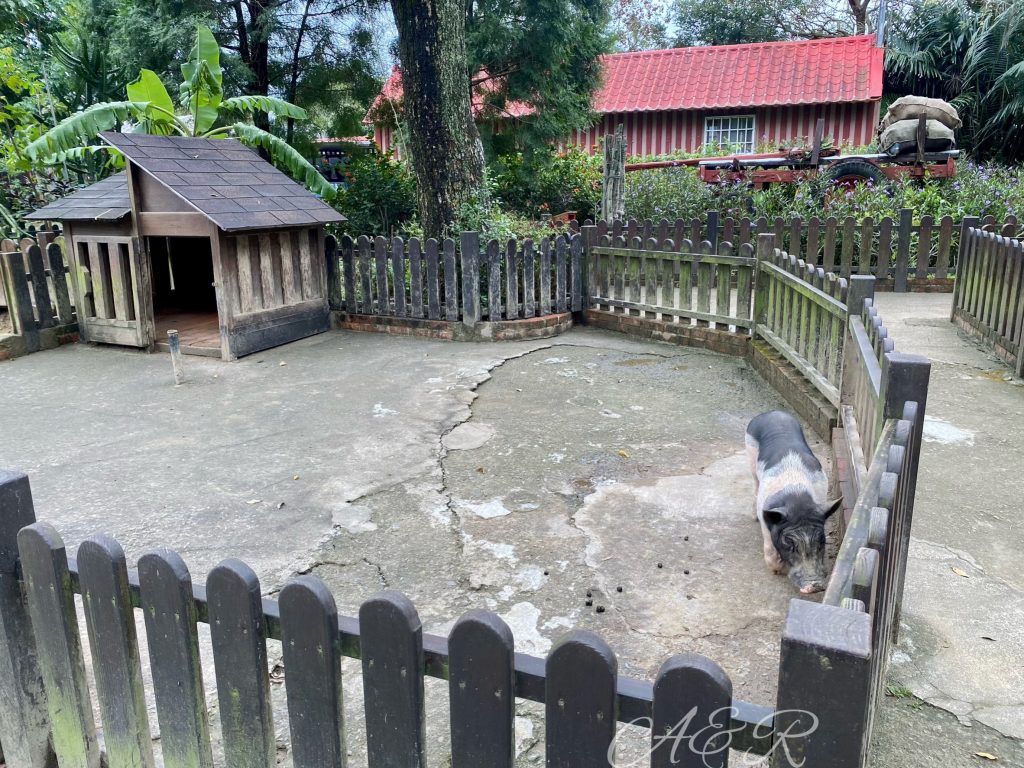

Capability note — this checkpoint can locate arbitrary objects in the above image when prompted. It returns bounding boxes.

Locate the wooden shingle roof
[99,132,344,232]
[26,173,130,222]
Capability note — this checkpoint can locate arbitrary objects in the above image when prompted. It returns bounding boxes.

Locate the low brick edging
[330,312,573,341]
[0,324,79,362]
[749,340,838,440]
[582,309,750,357]
[875,278,955,293]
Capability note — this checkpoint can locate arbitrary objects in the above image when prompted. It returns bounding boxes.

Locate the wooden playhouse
[27,132,344,360]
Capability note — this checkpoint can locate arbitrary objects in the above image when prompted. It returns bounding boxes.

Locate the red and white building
[368,35,884,158]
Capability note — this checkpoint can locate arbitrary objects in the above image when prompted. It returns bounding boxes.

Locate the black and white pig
[745,411,841,594]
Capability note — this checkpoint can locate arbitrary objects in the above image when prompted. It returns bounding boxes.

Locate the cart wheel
[824,159,886,190]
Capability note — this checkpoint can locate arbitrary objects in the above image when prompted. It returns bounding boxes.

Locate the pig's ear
[763,508,786,527]
[823,498,843,519]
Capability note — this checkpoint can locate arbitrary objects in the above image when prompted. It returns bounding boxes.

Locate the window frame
[703,114,757,154]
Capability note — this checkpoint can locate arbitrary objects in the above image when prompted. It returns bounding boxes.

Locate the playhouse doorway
[148,236,221,357]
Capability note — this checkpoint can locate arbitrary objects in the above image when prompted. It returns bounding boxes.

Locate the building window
[704,115,756,154]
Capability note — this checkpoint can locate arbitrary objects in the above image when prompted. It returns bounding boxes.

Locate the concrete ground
[3,295,1019,767]
[0,326,824,766]
[870,292,1024,767]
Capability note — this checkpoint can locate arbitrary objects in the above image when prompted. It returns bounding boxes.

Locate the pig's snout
[788,564,828,594]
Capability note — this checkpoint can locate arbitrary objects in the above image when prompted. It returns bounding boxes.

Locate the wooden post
[325,234,342,310]
[773,600,872,768]
[951,217,980,321]
[846,275,876,318]
[707,210,720,253]
[581,225,597,310]
[601,125,626,222]
[0,471,53,768]
[460,232,481,326]
[893,209,913,292]
[167,330,185,385]
[752,233,775,334]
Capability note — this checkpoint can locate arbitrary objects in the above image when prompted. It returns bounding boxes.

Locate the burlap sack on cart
[879,96,962,132]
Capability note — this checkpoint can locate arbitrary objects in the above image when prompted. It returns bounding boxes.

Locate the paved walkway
[870,293,1024,767]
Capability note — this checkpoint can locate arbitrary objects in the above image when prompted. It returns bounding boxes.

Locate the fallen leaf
[974,752,998,761]
[617,449,630,458]
[952,567,970,578]
[476,467,486,474]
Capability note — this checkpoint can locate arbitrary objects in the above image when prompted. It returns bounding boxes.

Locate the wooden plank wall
[578,211,1020,291]
[220,227,324,316]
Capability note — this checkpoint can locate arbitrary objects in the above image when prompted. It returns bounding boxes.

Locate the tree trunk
[390,0,485,238]
[286,0,313,144]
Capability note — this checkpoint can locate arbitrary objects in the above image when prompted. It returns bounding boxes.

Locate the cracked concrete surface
[869,293,1024,767]
[0,326,824,766]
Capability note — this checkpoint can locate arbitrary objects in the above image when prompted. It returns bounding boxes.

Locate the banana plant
[25,25,335,199]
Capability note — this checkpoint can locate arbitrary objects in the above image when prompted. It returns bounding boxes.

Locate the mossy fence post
[0,470,53,768]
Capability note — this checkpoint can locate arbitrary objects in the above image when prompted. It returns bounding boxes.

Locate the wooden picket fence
[589,236,755,331]
[752,238,862,406]
[0,471,782,768]
[0,231,77,357]
[327,232,586,324]
[579,211,1019,292]
[951,226,1024,376]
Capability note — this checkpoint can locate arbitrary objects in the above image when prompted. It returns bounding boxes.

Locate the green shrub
[623,160,1024,223]
[490,146,602,221]
[332,153,417,236]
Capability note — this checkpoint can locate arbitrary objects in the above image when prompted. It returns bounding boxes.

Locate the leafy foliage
[332,152,417,236]
[490,146,602,220]
[25,25,333,199]
[623,161,1024,223]
[886,0,1024,163]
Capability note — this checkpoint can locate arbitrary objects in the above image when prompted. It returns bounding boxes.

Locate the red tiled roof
[596,36,883,112]
[368,36,883,122]
[367,66,532,122]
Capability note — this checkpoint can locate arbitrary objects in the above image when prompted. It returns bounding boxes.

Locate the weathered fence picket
[545,631,617,768]
[207,560,276,768]
[448,610,515,768]
[651,655,732,768]
[18,522,101,768]
[78,535,155,768]
[360,591,427,768]
[137,549,215,768]
[280,576,347,768]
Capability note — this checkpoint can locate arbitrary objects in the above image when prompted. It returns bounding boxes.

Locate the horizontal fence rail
[589,236,755,332]
[951,227,1024,376]
[577,211,1018,292]
[328,232,585,325]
